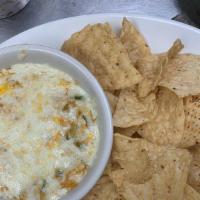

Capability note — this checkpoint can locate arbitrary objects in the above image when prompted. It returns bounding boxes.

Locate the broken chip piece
[113,89,157,128]
[62,23,142,90]
[159,54,200,97]
[138,87,185,146]
[120,17,151,64]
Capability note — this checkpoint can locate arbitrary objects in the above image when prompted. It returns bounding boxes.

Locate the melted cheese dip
[0,63,99,200]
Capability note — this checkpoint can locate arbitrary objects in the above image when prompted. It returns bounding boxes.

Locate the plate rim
[1,12,200,47]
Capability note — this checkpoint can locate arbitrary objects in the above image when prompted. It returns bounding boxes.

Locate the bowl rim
[0,44,113,200]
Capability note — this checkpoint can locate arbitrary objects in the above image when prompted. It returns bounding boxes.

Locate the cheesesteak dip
[0,63,99,200]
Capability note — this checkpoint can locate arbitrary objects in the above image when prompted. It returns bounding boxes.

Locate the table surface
[0,0,185,43]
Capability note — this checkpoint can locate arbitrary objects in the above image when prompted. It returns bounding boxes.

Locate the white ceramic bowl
[0,44,113,200]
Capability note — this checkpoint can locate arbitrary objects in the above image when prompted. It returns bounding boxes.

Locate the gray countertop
[0,0,181,43]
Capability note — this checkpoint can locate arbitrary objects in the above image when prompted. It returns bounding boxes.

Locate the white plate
[1,13,200,54]
[1,13,200,199]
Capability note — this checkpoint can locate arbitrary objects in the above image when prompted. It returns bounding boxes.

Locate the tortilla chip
[109,168,127,189]
[62,23,142,90]
[179,96,200,147]
[167,39,184,59]
[159,54,200,97]
[120,18,151,64]
[184,185,200,200]
[137,39,183,98]
[114,126,140,137]
[113,134,167,163]
[138,87,185,146]
[112,134,153,184]
[188,145,200,193]
[147,148,191,200]
[110,134,192,200]
[109,169,141,200]
[105,91,118,114]
[121,180,154,200]
[113,89,157,128]
[137,54,166,98]
[83,175,118,200]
